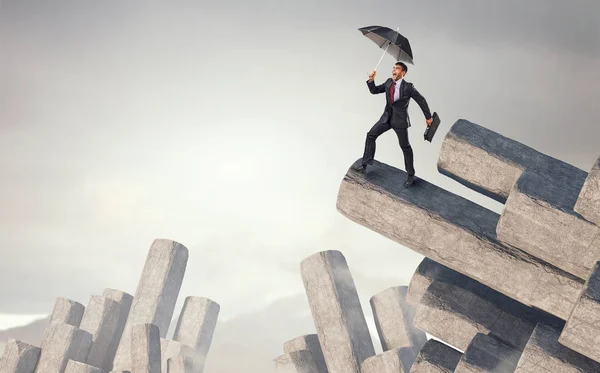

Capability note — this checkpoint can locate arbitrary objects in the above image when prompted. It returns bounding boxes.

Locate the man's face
[392,64,405,80]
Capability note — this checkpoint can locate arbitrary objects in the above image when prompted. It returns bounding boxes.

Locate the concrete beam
[336,160,583,320]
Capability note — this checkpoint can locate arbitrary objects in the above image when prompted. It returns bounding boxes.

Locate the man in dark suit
[353,61,433,187]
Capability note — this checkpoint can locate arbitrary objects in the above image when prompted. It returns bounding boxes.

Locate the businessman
[353,61,433,187]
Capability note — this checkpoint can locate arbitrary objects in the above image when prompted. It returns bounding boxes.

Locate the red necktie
[390,82,396,102]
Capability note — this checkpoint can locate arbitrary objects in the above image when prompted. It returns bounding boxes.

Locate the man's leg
[393,127,415,185]
[357,121,391,171]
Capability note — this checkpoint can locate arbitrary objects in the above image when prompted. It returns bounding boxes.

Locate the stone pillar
[64,360,103,373]
[558,260,600,363]
[41,298,86,345]
[79,295,121,370]
[370,285,427,371]
[102,289,133,372]
[283,334,327,373]
[166,356,194,373]
[34,323,92,373]
[131,324,161,373]
[497,170,600,280]
[436,118,586,204]
[172,296,219,373]
[300,250,375,373]
[516,322,600,372]
[112,239,188,371]
[47,298,86,327]
[361,348,410,373]
[159,339,193,373]
[454,333,521,373]
[410,339,462,372]
[275,351,319,373]
[336,159,584,320]
[575,156,600,225]
[414,280,539,352]
[0,339,41,373]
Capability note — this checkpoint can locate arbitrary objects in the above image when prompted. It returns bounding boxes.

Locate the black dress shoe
[405,175,415,187]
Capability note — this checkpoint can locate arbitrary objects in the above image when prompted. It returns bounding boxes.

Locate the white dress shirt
[392,78,403,102]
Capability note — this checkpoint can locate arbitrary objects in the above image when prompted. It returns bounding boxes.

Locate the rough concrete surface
[336,160,584,320]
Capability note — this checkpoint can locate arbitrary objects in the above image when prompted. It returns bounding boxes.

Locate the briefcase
[423,112,440,142]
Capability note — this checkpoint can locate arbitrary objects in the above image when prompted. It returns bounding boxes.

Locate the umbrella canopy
[359,25,414,66]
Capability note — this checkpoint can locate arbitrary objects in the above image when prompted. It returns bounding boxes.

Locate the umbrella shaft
[375,42,391,71]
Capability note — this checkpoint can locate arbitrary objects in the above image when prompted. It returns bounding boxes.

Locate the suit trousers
[362,121,414,176]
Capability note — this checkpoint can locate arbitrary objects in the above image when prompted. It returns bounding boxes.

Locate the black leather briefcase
[424,112,440,142]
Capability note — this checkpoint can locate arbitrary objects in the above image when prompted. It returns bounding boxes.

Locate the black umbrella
[359,25,414,70]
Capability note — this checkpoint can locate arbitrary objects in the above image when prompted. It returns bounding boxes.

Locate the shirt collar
[393,77,403,85]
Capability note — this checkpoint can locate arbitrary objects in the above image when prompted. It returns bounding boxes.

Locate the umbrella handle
[374,26,400,71]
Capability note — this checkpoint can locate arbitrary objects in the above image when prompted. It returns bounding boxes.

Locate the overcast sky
[0,0,598,343]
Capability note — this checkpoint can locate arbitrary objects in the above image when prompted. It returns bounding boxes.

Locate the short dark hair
[395,61,407,73]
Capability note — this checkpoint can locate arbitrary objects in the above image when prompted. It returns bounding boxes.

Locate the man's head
[392,62,407,81]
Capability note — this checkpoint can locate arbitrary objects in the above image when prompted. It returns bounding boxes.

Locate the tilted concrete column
[300,250,375,373]
[172,296,219,373]
[410,339,462,372]
[275,351,319,373]
[575,156,600,225]
[497,170,600,280]
[370,286,426,371]
[166,356,194,373]
[64,360,103,373]
[515,322,600,372]
[283,334,327,373]
[0,339,41,373]
[41,298,86,345]
[454,333,521,373]
[35,323,92,373]
[79,295,121,370]
[113,239,188,371]
[102,289,133,372]
[558,260,600,363]
[414,280,542,352]
[361,348,408,373]
[436,119,587,204]
[336,160,584,320]
[159,339,193,373]
[131,324,161,373]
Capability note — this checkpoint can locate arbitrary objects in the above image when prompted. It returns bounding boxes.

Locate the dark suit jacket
[367,78,431,129]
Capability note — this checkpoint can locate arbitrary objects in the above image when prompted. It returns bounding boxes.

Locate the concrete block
[113,239,188,371]
[414,280,538,351]
[370,286,426,371]
[48,298,86,327]
[79,295,121,370]
[0,339,41,373]
[64,360,103,373]
[300,250,375,373]
[361,348,409,373]
[336,160,584,320]
[497,171,600,280]
[172,296,218,372]
[35,323,93,373]
[102,289,133,372]
[165,356,193,373]
[159,339,193,373]
[516,322,600,372]
[575,156,600,225]
[436,119,587,204]
[558,260,600,363]
[283,334,327,373]
[131,324,161,373]
[409,339,462,373]
[275,351,319,373]
[454,333,521,373]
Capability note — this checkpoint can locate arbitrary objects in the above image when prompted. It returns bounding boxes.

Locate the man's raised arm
[366,69,386,94]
